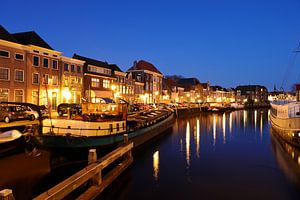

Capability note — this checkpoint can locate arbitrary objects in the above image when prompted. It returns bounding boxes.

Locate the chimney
[296,84,300,101]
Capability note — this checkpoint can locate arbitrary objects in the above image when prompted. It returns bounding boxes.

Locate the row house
[0,26,63,110]
[0,26,27,103]
[73,54,116,103]
[235,85,268,103]
[110,64,134,103]
[127,60,163,104]
[208,86,235,103]
[61,56,84,104]
[177,78,203,103]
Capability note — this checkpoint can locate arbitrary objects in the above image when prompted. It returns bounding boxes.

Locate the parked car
[57,103,82,117]
[0,105,38,123]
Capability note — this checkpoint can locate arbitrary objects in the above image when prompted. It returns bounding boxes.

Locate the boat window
[117,123,119,131]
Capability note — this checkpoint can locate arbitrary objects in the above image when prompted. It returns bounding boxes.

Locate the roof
[127,60,162,74]
[0,25,18,43]
[73,54,110,69]
[109,64,123,72]
[177,78,201,86]
[12,31,53,50]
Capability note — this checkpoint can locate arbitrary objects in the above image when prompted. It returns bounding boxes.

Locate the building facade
[127,60,163,104]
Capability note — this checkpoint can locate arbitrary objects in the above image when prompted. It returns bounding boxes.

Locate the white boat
[269,101,300,147]
[0,129,23,156]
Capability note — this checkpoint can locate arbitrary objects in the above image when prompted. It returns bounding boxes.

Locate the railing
[42,122,126,137]
[33,136,133,200]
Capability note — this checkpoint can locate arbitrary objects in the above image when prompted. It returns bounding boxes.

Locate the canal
[1,109,300,199]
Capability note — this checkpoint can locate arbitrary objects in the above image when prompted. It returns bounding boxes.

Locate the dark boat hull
[33,112,175,151]
[0,136,24,157]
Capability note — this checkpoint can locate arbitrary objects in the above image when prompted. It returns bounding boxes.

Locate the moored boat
[0,129,23,156]
[269,101,300,147]
[32,108,175,151]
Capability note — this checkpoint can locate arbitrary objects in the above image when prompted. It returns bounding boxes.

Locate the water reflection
[229,112,232,134]
[153,151,159,181]
[254,110,257,132]
[222,113,226,144]
[243,110,247,130]
[196,119,200,158]
[186,122,190,168]
[213,115,216,146]
[270,129,300,188]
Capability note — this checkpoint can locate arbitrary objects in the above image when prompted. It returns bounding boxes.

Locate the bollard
[123,134,129,144]
[88,149,97,164]
[88,149,102,185]
[0,189,14,200]
[123,134,132,159]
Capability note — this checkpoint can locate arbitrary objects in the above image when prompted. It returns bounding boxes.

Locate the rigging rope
[280,43,300,91]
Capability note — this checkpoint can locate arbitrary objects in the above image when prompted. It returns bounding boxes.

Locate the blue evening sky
[1,0,300,91]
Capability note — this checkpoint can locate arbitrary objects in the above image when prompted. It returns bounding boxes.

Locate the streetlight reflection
[153,150,159,181]
[254,110,257,132]
[229,112,232,134]
[186,122,190,168]
[196,119,200,158]
[222,113,226,144]
[213,115,216,146]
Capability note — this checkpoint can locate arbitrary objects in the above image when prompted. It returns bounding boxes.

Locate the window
[91,78,100,87]
[43,58,49,68]
[77,65,81,73]
[64,76,69,86]
[43,74,49,84]
[32,91,38,105]
[87,65,111,75]
[71,64,75,72]
[15,53,24,60]
[0,89,9,102]
[15,70,24,82]
[32,73,39,84]
[52,60,58,69]
[103,79,110,89]
[15,89,23,102]
[33,56,39,66]
[0,68,9,80]
[64,63,69,71]
[0,50,9,58]
[52,75,58,85]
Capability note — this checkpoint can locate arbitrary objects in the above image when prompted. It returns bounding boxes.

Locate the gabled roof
[109,64,123,72]
[177,78,201,86]
[73,54,111,69]
[0,25,18,43]
[127,60,162,74]
[12,31,53,50]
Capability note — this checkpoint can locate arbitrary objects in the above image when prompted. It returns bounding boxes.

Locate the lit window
[15,70,24,82]
[52,75,58,85]
[15,89,23,102]
[91,78,100,87]
[103,79,110,89]
[0,89,9,102]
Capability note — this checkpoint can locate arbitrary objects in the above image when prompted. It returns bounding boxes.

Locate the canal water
[1,109,300,199]
[99,109,300,200]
